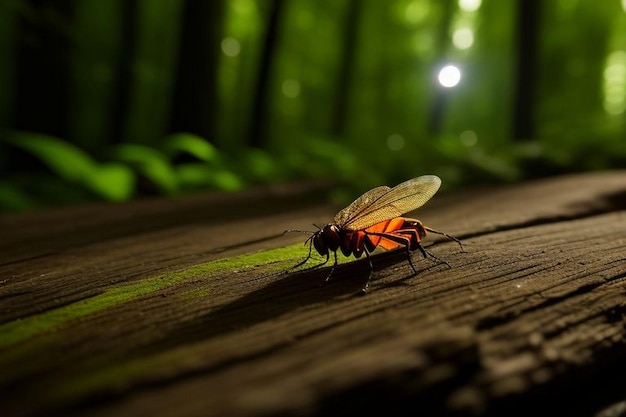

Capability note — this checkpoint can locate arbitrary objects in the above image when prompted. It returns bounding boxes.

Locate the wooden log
[1,171,626,417]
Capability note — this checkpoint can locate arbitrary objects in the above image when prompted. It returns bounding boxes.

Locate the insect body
[290,175,462,291]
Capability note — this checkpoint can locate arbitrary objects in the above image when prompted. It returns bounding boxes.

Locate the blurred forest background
[1,0,625,212]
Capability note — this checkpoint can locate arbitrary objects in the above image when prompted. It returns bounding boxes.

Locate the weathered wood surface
[2,171,626,417]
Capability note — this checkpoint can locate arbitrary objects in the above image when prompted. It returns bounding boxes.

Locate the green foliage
[2,1,626,212]
[163,133,219,162]
[111,143,178,194]
[0,131,253,210]
[5,131,99,182]
[1,121,623,212]
[1,131,135,209]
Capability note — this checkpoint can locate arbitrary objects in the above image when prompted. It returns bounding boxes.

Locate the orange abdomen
[340,217,427,258]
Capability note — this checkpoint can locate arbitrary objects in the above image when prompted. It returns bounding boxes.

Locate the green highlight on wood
[0,243,330,349]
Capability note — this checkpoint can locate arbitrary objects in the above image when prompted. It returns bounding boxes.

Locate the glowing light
[282,79,301,98]
[621,0,626,13]
[452,27,474,49]
[458,0,482,12]
[602,51,626,115]
[221,37,241,57]
[438,65,461,88]
[386,134,405,151]
[459,130,477,147]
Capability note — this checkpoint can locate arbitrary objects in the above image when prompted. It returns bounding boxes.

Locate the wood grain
[1,171,626,417]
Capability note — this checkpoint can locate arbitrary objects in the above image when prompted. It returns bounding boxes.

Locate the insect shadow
[132,247,449,358]
[285,234,457,293]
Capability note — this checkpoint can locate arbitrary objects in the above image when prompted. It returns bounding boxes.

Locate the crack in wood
[456,189,626,242]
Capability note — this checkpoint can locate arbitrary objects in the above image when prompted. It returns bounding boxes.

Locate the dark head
[312,224,341,256]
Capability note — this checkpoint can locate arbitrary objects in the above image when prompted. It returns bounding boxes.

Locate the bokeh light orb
[438,65,461,88]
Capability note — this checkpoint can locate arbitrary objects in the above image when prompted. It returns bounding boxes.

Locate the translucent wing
[333,185,390,226]
[339,175,441,230]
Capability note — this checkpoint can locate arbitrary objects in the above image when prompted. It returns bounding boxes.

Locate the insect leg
[291,235,314,269]
[404,242,418,274]
[291,235,330,271]
[420,245,452,268]
[424,226,464,252]
[324,251,339,283]
[366,231,417,275]
[394,234,418,274]
[361,246,374,293]
[395,227,454,269]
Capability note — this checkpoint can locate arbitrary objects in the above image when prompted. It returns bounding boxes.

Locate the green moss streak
[0,243,333,349]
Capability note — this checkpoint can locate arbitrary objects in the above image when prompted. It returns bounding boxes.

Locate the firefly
[287,175,462,292]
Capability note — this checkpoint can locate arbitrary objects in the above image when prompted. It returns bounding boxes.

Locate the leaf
[84,163,135,201]
[162,133,218,162]
[1,131,137,202]
[111,143,177,193]
[211,170,244,191]
[2,131,97,181]
[176,163,244,191]
[175,163,211,187]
